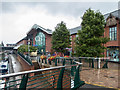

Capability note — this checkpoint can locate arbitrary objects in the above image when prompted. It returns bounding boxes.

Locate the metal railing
[38,57,109,69]
[77,57,109,69]
[0,63,85,89]
[17,52,33,66]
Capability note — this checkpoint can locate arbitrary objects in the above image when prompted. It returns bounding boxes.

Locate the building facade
[16,9,120,61]
[16,37,28,45]
[27,24,52,54]
[103,9,120,62]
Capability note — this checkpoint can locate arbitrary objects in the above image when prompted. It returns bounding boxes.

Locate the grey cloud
[1,2,118,17]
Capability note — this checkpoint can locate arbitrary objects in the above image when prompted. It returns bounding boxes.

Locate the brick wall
[17,54,34,71]
[17,39,27,45]
[32,30,52,52]
[104,19,120,57]
[45,34,52,52]
[71,34,76,53]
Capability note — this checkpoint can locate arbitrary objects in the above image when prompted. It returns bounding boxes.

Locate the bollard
[39,57,41,63]
[102,59,108,68]
[55,58,57,66]
[98,58,101,69]
[79,58,82,63]
[49,60,51,65]
[89,58,91,67]
[62,58,65,66]
[92,58,94,68]
[58,58,60,63]
[45,59,47,64]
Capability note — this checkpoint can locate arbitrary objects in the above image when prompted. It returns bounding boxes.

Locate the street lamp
[28,39,30,57]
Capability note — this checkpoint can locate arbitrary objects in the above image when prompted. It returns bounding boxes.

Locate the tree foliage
[18,45,37,53]
[52,21,71,53]
[75,8,109,57]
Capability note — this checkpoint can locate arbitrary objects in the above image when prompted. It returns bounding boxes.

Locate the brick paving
[80,67,119,89]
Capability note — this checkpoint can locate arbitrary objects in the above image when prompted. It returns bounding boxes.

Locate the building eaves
[69,26,81,35]
[104,9,120,20]
[27,24,53,35]
[16,36,27,44]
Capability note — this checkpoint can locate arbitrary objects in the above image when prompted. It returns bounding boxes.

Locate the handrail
[78,57,109,60]
[17,52,33,66]
[0,63,82,79]
[56,57,109,60]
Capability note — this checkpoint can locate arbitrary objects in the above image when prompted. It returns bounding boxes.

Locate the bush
[18,45,37,54]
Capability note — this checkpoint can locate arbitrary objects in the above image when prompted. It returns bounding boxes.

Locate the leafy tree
[18,45,37,53]
[75,8,109,57]
[52,21,71,54]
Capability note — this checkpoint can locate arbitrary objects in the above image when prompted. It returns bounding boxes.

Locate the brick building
[69,9,120,62]
[16,9,120,61]
[16,36,28,45]
[26,24,52,54]
[103,9,120,62]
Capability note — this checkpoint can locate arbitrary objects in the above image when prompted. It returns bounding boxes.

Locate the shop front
[107,46,120,62]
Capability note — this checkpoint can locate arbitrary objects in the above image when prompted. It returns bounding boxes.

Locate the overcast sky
[0,0,119,45]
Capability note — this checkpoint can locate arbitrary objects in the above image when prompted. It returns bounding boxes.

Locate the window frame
[109,26,117,41]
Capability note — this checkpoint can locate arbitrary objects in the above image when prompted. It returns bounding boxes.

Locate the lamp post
[28,39,30,57]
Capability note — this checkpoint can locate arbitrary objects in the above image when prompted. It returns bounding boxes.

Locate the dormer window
[109,26,117,41]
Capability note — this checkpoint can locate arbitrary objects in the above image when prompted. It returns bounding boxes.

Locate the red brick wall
[32,30,37,46]
[45,34,52,52]
[17,40,27,46]
[71,34,76,53]
[104,19,120,57]
[17,54,34,71]
[31,30,52,52]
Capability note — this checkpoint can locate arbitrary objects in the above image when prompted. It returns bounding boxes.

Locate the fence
[38,57,109,69]
[0,64,85,89]
[17,52,33,66]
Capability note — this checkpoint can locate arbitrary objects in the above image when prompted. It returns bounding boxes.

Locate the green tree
[18,45,37,53]
[75,8,109,57]
[52,21,71,54]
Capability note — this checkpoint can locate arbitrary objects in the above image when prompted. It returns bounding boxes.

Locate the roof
[16,36,27,44]
[13,44,23,49]
[27,24,53,35]
[104,9,120,20]
[68,26,81,35]
[69,9,120,35]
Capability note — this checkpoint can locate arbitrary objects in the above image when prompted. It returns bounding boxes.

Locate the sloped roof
[68,26,81,35]
[69,9,120,35]
[27,24,53,35]
[104,9,120,20]
[16,36,27,44]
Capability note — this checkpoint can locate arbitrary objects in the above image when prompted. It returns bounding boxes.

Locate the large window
[107,47,119,62]
[35,32,45,46]
[109,26,117,40]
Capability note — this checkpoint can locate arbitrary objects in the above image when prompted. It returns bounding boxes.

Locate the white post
[98,58,101,69]
[28,39,30,56]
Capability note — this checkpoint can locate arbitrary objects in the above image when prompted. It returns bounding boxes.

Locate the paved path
[9,54,22,73]
[80,67,119,89]
[80,84,113,89]
[8,54,23,88]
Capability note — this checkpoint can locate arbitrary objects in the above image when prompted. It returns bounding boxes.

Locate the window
[109,26,117,40]
[35,32,45,46]
[107,47,119,62]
